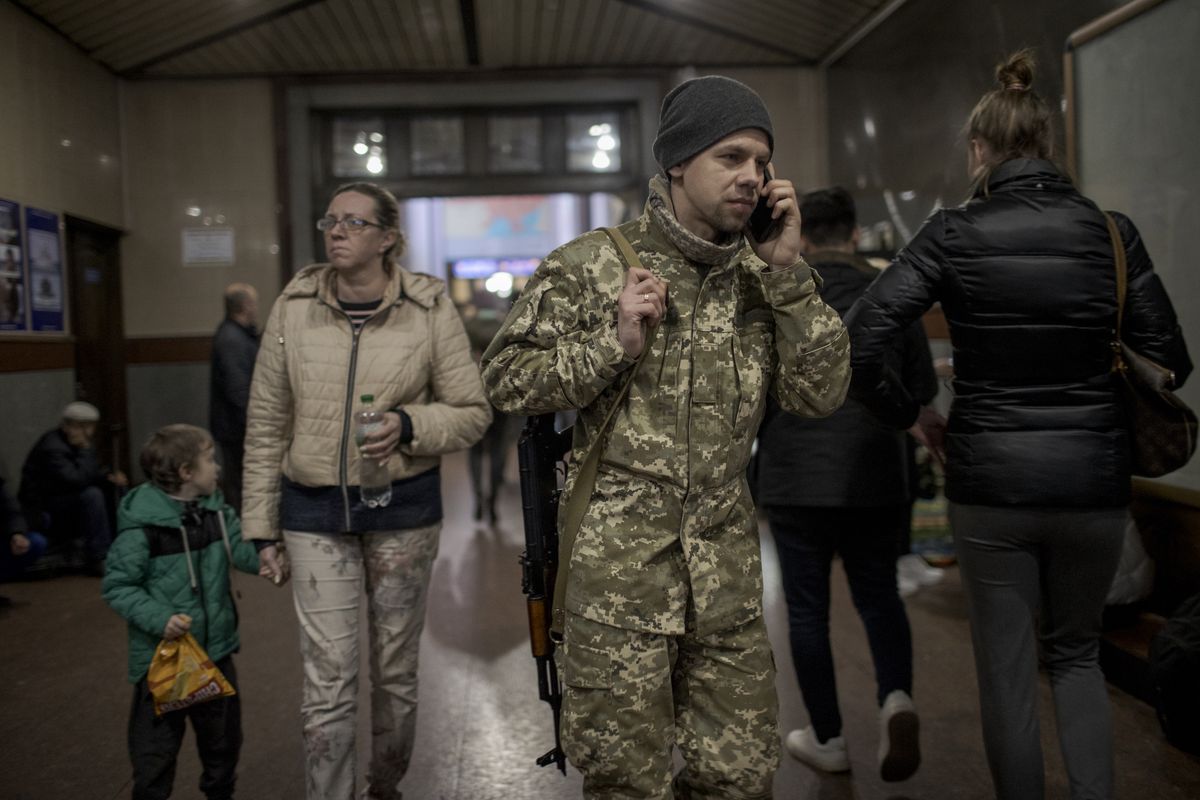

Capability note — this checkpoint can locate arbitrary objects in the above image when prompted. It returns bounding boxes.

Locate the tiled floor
[1,449,1197,799]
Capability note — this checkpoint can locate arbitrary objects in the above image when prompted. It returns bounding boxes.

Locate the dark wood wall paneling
[124,336,212,365]
[0,336,211,372]
[0,339,76,371]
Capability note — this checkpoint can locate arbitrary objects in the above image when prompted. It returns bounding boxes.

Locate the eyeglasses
[316,215,385,234]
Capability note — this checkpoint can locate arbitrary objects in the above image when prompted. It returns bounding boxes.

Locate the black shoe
[82,560,106,577]
[0,595,12,608]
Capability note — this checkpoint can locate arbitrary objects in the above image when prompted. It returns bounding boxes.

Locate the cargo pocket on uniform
[560,635,617,768]
[563,639,614,691]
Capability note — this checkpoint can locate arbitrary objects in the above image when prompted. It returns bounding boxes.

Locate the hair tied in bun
[1006,82,1028,91]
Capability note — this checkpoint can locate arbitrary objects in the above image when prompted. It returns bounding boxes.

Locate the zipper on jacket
[338,326,363,531]
[683,266,716,490]
[196,537,208,651]
[328,295,394,532]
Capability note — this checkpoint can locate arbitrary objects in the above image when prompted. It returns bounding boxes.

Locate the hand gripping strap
[550,227,656,639]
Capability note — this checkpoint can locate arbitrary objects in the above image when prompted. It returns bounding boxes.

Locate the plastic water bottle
[355,394,392,508]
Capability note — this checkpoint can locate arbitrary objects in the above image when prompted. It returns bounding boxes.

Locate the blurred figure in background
[847,50,1191,800]
[461,303,520,526]
[758,186,935,782]
[209,282,260,512]
[18,401,128,575]
[1,463,46,601]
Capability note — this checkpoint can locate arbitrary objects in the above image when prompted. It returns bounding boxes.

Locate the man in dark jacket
[19,401,128,574]
[209,283,260,511]
[757,188,938,782]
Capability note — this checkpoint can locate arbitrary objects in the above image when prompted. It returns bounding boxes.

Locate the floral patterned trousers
[284,525,440,800]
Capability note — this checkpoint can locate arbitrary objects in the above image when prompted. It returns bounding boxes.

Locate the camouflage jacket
[482,194,849,636]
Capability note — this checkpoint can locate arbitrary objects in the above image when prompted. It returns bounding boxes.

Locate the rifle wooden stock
[527,596,551,658]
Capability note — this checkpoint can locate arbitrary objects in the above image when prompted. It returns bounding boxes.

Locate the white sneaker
[897,554,944,587]
[878,690,921,782]
[897,574,919,598]
[784,726,850,773]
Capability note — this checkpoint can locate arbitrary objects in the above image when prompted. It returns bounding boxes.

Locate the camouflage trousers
[284,525,440,800]
[561,612,780,799]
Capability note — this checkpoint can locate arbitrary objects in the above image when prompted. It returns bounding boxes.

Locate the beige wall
[695,67,829,194]
[120,80,280,336]
[0,2,123,229]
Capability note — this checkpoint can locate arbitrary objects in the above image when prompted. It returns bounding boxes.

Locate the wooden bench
[1100,479,1200,702]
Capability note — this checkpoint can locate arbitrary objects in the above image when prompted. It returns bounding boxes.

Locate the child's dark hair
[140,424,213,493]
[800,187,857,247]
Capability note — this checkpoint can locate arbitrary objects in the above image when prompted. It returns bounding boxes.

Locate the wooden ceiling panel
[612,0,892,61]
[50,0,143,40]
[373,0,415,70]
[433,0,468,65]
[144,0,469,75]
[16,0,897,76]
[476,0,513,66]
[272,6,344,73]
[94,1,238,70]
[241,20,306,72]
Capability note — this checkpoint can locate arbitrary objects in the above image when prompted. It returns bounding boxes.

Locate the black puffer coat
[757,252,936,508]
[846,159,1191,507]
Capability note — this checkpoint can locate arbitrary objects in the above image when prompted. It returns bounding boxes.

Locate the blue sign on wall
[24,207,65,333]
[0,198,27,332]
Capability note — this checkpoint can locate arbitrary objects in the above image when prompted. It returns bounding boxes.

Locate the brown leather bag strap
[550,226,655,639]
[1104,212,1127,339]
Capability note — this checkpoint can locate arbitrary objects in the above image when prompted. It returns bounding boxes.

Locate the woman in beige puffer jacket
[242,181,490,800]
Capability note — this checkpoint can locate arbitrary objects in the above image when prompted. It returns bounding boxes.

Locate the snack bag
[146,632,236,716]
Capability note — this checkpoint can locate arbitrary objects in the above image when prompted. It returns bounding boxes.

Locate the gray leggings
[949,503,1125,800]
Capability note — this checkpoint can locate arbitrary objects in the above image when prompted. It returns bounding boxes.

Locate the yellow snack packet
[146,633,236,716]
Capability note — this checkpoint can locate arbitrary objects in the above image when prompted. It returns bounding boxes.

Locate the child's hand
[163,613,191,640]
[259,545,289,587]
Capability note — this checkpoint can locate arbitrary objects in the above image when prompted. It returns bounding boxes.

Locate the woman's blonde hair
[965,49,1055,193]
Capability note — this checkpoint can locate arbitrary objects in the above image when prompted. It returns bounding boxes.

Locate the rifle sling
[550,226,657,639]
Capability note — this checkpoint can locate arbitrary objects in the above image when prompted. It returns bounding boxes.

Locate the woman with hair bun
[846,50,1190,799]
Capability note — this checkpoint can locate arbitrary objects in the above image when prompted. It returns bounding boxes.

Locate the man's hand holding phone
[747,166,803,271]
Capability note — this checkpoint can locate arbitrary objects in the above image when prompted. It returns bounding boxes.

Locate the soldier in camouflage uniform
[482,76,850,799]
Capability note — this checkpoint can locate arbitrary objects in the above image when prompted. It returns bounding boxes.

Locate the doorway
[65,215,129,477]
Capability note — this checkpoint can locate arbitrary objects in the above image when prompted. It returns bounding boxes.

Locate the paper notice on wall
[182,228,235,266]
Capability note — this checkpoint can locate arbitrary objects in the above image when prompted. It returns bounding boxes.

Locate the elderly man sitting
[18,402,127,575]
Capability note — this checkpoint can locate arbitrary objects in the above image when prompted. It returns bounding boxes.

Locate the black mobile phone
[748,166,779,242]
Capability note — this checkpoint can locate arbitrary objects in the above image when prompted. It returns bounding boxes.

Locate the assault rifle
[518,413,573,774]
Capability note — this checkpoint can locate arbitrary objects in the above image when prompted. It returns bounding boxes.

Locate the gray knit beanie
[652,75,774,172]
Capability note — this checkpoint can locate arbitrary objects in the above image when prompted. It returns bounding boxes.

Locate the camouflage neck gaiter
[647,175,743,267]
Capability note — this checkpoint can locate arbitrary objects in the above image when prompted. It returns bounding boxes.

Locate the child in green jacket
[102,424,271,800]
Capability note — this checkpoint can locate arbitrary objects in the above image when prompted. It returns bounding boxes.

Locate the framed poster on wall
[25,206,65,332]
[0,198,26,332]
